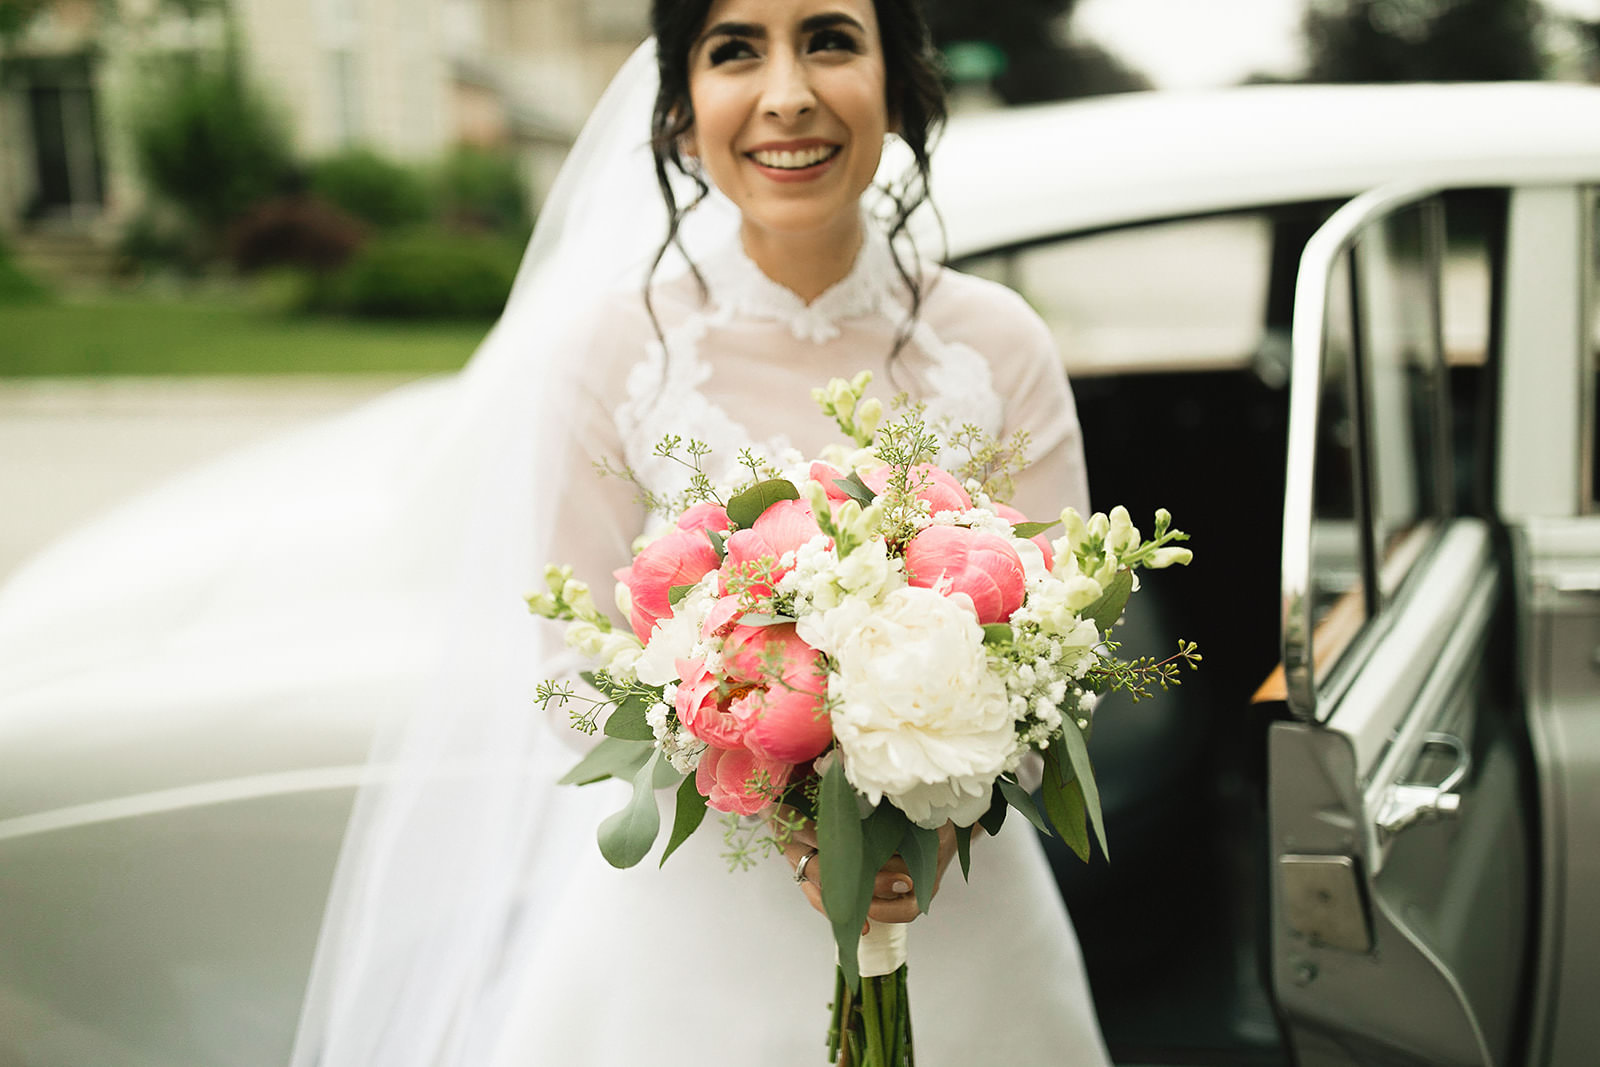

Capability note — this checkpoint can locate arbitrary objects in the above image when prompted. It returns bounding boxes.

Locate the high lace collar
[698,223,899,344]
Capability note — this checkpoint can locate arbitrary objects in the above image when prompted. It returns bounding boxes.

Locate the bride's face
[685,0,890,245]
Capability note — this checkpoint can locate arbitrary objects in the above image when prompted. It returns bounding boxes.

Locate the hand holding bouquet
[529,372,1198,1066]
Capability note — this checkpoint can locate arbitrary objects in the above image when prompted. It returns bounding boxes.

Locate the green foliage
[726,478,801,529]
[310,148,434,230]
[597,750,665,868]
[435,146,532,240]
[128,49,294,237]
[322,231,520,319]
[1304,0,1545,82]
[660,773,709,867]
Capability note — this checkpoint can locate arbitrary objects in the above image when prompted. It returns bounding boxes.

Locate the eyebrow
[697,11,867,45]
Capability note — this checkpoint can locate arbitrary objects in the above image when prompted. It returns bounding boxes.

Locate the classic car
[2,79,1598,1066]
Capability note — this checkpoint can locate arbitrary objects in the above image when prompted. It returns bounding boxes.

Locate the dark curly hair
[646,0,947,354]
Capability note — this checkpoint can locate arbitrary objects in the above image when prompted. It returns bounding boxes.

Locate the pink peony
[904,524,1027,625]
[696,744,794,816]
[675,501,731,535]
[994,503,1055,571]
[809,461,852,501]
[614,529,722,642]
[721,623,831,763]
[720,498,823,599]
[862,463,973,515]
[674,657,747,750]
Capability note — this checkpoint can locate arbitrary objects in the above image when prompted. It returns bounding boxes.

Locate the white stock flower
[832,538,899,601]
[805,586,1015,829]
[1150,546,1194,568]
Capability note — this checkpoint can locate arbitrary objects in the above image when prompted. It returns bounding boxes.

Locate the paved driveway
[0,376,419,581]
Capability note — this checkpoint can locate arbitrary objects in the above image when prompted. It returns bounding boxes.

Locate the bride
[0,1,1111,1064]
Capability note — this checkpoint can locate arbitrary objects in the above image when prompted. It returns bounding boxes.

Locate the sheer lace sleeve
[538,304,651,749]
[923,269,1090,522]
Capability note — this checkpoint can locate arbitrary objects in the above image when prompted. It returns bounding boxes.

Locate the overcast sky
[1074,0,1600,89]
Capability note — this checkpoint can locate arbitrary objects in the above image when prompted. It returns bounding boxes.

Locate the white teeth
[750,145,838,169]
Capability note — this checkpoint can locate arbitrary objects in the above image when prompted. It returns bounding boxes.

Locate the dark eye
[808,28,860,53]
[708,38,757,65]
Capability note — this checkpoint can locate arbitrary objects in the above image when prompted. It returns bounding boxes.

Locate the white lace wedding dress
[489,228,1111,1065]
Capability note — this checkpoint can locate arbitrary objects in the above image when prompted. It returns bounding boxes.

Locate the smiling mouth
[748,145,842,170]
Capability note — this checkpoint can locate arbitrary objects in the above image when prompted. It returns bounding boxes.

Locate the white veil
[286,41,742,1065]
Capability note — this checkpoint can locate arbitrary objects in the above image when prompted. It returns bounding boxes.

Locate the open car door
[1267,185,1536,1066]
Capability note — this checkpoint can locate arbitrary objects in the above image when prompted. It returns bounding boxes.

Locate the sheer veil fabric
[0,39,1110,1066]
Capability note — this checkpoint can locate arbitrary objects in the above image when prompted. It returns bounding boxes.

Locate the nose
[760,52,815,120]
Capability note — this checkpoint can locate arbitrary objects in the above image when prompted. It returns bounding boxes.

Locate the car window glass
[960,215,1273,378]
[1591,190,1600,510]
[1309,250,1370,689]
[1353,201,1448,602]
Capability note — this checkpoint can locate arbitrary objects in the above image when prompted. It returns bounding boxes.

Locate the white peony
[632,575,716,686]
[802,585,1015,829]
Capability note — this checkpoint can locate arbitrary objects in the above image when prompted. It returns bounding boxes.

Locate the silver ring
[793,848,817,885]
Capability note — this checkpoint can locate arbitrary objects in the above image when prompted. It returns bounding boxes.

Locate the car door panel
[1271,185,1533,1066]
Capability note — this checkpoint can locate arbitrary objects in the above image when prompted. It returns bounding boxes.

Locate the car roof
[925,81,1600,257]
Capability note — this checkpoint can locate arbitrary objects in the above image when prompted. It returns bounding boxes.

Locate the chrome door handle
[1375,732,1469,837]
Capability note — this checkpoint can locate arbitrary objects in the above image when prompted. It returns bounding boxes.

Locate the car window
[959,214,1274,378]
[1354,200,1449,604]
[1590,190,1600,510]
[1308,249,1370,688]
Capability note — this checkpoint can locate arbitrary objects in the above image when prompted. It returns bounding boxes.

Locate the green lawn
[0,295,490,376]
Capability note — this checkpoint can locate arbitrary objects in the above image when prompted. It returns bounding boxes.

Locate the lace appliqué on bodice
[614,230,1004,508]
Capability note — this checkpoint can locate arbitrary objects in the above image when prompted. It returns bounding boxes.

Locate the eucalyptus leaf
[1040,747,1090,862]
[954,824,974,881]
[659,772,708,867]
[819,759,867,989]
[1058,720,1109,860]
[726,478,800,529]
[668,583,696,606]
[652,754,683,789]
[981,623,1014,646]
[978,784,1009,837]
[832,471,877,506]
[601,694,654,741]
[998,776,1050,836]
[1010,519,1061,539]
[898,823,941,915]
[597,750,663,868]
[1083,568,1135,634]
[558,736,651,786]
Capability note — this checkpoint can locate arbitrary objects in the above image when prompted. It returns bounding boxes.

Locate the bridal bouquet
[529,372,1197,1066]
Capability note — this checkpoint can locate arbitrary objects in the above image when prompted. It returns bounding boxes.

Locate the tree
[924,0,1149,104]
[1304,0,1544,83]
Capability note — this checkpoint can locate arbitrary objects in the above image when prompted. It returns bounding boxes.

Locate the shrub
[128,48,294,239]
[310,148,434,230]
[229,195,367,274]
[116,207,209,277]
[324,231,521,319]
[435,146,532,240]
